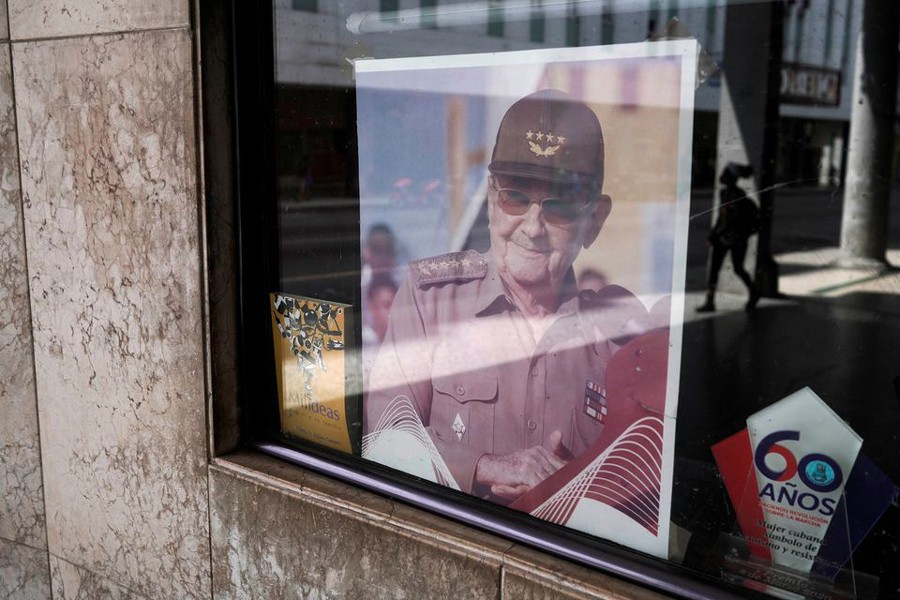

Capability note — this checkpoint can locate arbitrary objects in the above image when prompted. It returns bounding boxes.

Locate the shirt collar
[475,252,580,317]
[474,253,511,315]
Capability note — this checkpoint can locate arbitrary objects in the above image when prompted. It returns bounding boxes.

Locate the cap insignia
[526,130,564,158]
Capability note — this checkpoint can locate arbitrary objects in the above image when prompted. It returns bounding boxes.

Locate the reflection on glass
[267,1,900,598]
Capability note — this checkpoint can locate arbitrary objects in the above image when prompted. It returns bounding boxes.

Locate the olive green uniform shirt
[365,250,648,497]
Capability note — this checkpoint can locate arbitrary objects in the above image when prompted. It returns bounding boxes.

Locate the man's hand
[474,431,570,500]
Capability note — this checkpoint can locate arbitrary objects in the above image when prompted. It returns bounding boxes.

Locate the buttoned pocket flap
[432,371,498,404]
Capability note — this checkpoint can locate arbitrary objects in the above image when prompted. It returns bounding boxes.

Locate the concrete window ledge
[209,452,671,599]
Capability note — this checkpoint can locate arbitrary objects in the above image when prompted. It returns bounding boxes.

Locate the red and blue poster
[713,387,898,580]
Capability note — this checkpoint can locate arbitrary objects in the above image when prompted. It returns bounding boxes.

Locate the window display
[355,41,696,557]
[231,1,900,598]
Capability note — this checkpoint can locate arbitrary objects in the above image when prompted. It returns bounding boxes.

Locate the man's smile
[510,233,552,254]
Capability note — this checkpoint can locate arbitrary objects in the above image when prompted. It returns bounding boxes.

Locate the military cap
[488,89,605,189]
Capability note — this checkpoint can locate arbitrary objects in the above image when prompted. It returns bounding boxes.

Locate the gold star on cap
[526,129,564,158]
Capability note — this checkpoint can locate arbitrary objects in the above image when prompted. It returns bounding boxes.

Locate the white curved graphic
[363,395,460,490]
[531,417,664,535]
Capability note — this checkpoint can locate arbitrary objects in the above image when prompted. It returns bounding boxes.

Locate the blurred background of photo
[355,52,686,307]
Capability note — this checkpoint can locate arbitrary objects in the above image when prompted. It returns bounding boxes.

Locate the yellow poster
[271,293,353,453]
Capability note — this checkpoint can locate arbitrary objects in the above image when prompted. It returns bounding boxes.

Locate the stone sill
[211,451,674,600]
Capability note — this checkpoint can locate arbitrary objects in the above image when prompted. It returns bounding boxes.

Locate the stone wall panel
[210,458,505,600]
[8,0,188,40]
[0,39,47,558]
[0,538,51,599]
[49,554,147,600]
[13,29,210,599]
[0,1,8,40]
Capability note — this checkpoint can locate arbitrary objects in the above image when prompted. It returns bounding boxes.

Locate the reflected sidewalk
[685,248,900,319]
[776,248,900,299]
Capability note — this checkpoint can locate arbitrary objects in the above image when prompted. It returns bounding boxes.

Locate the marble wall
[15,29,210,599]
[0,15,52,598]
[210,455,507,599]
[0,540,49,598]
[7,0,188,39]
[3,0,211,597]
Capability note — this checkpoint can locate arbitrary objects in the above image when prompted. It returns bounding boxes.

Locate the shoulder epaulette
[410,250,487,288]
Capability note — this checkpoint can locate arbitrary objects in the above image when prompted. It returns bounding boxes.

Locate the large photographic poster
[356,41,696,558]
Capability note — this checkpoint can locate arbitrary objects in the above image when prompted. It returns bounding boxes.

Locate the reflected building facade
[275,0,864,195]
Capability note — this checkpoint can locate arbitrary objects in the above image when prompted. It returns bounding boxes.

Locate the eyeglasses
[490,179,596,227]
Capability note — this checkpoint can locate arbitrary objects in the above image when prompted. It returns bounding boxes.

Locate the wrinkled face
[488,174,611,293]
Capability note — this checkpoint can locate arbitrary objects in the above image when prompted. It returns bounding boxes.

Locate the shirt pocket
[572,405,606,456]
[430,369,498,446]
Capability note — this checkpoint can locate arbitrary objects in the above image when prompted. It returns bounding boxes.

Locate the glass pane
[264,1,900,597]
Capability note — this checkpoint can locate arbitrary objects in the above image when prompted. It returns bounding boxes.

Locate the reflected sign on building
[780,63,841,106]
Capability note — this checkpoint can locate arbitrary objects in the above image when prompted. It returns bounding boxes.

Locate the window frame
[216,3,788,599]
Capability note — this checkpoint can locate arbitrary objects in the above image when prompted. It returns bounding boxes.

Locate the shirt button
[455,384,465,396]
[531,368,539,377]
[527,420,537,430]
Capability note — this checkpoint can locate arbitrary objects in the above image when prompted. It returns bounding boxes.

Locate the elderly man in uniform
[364,89,651,503]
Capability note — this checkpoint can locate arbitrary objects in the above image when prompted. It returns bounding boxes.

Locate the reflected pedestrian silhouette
[697,163,760,312]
